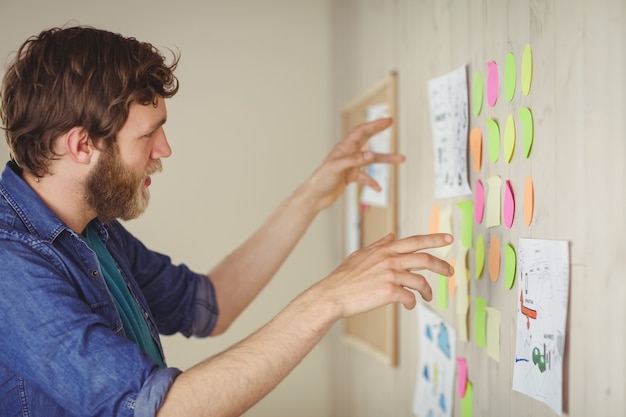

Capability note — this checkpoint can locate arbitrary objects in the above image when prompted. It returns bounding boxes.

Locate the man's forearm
[157,289,338,417]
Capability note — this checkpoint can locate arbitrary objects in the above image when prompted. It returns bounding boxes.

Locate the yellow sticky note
[503,114,516,163]
[521,43,533,96]
[435,204,453,258]
[486,119,500,163]
[473,297,487,348]
[456,249,470,342]
[485,175,502,228]
[457,200,473,249]
[475,234,485,279]
[486,306,501,362]
[461,380,473,417]
[457,311,469,342]
[437,275,448,310]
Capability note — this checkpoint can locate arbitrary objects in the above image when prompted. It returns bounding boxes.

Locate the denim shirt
[0,162,219,416]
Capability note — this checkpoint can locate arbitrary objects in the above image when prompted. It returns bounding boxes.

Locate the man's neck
[23,170,96,234]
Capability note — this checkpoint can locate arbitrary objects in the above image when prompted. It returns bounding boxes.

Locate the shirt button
[144,311,149,319]
[91,270,99,278]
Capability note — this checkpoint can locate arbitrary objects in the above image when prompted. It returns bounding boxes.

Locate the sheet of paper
[360,104,391,207]
[413,303,457,417]
[512,238,570,416]
[428,65,472,199]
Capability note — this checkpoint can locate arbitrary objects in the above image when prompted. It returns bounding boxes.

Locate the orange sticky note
[488,235,501,282]
[469,127,483,173]
[429,202,440,233]
[523,175,534,226]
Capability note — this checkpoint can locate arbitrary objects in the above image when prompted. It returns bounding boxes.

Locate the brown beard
[84,144,162,222]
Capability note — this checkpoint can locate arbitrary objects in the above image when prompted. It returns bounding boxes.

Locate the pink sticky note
[487,61,499,107]
[474,180,485,224]
[457,357,468,397]
[504,180,515,228]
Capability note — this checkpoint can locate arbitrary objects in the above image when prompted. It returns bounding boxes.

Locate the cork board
[342,73,399,366]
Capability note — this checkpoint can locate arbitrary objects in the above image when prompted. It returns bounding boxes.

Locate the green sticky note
[486,119,500,163]
[521,43,533,96]
[472,72,484,116]
[475,234,485,278]
[457,200,474,249]
[504,52,516,102]
[503,114,516,163]
[473,297,487,348]
[461,380,473,417]
[438,275,448,310]
[504,243,517,290]
[519,107,534,158]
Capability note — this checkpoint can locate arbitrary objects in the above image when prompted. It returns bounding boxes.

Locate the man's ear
[65,127,96,165]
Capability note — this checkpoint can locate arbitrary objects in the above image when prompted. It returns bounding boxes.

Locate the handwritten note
[512,238,570,416]
[428,65,472,199]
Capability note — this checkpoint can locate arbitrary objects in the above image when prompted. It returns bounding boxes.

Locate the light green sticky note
[475,234,485,278]
[473,297,487,348]
[486,307,501,362]
[457,200,474,249]
[486,119,500,163]
[504,243,517,290]
[519,107,534,158]
[461,380,473,417]
[438,275,448,310]
[503,114,516,163]
[504,52,516,102]
[521,43,533,96]
[472,72,484,116]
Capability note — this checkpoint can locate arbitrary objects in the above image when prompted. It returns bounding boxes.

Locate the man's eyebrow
[146,117,167,132]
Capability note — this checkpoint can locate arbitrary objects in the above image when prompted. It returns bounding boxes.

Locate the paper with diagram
[413,303,456,417]
[428,65,472,199]
[512,238,570,415]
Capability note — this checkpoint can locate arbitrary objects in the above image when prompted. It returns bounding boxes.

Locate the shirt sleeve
[134,367,182,417]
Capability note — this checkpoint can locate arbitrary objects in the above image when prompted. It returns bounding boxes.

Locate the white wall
[331,1,625,417]
[0,1,334,416]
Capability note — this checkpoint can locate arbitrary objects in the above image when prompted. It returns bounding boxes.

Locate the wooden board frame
[342,72,399,367]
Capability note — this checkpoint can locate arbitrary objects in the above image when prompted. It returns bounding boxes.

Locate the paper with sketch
[428,65,472,199]
[413,303,456,417]
[512,238,570,415]
[360,103,391,207]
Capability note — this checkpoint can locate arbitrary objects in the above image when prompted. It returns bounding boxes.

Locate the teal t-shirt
[82,224,165,368]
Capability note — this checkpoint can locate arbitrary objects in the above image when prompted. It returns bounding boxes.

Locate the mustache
[145,160,163,176]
